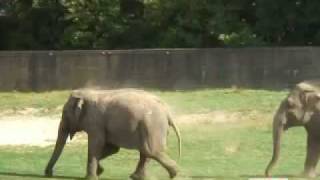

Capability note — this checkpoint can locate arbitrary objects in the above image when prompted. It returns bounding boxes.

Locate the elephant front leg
[303,134,320,178]
[86,135,105,180]
[97,144,120,176]
[130,153,150,180]
[87,156,99,180]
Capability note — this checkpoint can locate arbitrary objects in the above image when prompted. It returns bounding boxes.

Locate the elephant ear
[301,91,320,108]
[300,91,320,123]
[75,98,84,121]
[69,97,85,140]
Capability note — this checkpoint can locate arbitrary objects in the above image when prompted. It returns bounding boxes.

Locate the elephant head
[265,81,320,176]
[45,93,85,176]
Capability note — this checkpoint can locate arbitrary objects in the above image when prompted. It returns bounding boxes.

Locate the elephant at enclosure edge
[44,89,181,180]
[265,80,320,178]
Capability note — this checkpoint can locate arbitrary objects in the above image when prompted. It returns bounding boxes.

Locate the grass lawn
[0,88,310,179]
[0,124,308,180]
[0,88,287,115]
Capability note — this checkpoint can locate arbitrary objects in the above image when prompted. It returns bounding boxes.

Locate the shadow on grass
[0,172,307,180]
[0,172,123,180]
[0,172,80,179]
[185,174,303,179]
[240,174,305,178]
[186,175,238,179]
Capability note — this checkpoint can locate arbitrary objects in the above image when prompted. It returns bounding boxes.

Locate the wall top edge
[0,46,319,55]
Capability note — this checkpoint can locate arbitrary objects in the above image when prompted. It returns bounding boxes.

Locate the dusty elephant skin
[44,89,181,180]
[265,80,320,178]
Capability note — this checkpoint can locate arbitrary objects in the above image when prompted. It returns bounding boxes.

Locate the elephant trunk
[265,110,285,177]
[45,120,69,177]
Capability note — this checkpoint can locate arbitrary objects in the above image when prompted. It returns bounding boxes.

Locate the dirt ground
[0,110,268,147]
[0,115,60,146]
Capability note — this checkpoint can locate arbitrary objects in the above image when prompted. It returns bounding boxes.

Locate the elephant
[265,80,320,178]
[44,89,181,180]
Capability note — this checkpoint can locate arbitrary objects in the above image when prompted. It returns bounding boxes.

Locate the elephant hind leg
[303,134,320,178]
[130,152,150,180]
[150,152,178,178]
[97,144,120,176]
[138,122,177,178]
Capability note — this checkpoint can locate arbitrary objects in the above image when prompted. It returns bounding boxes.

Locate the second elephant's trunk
[45,120,69,176]
[265,111,285,177]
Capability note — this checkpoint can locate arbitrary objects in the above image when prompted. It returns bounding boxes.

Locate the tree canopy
[0,0,319,50]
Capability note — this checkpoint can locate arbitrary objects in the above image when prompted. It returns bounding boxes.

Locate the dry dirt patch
[176,111,242,124]
[176,110,270,124]
[0,110,270,147]
[0,115,60,146]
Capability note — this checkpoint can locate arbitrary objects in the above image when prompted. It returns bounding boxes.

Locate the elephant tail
[168,115,181,160]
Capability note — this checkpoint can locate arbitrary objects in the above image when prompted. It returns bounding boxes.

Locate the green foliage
[62,0,122,49]
[0,0,66,50]
[1,0,320,49]
[255,0,320,45]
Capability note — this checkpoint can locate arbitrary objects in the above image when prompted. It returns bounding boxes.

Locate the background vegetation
[1,0,320,50]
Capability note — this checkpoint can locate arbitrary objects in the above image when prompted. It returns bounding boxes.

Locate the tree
[0,0,66,50]
[1,0,320,49]
[255,0,320,45]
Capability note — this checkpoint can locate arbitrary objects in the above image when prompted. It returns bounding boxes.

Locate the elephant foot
[302,170,317,178]
[86,175,99,180]
[97,165,104,176]
[130,172,146,180]
[44,168,53,177]
[168,165,178,179]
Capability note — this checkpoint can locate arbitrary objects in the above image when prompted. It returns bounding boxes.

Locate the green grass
[0,88,308,180]
[0,88,287,115]
[155,89,287,114]
[0,124,309,180]
[0,91,69,112]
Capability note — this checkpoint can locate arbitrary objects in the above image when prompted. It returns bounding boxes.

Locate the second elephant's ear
[301,91,320,108]
[300,91,320,123]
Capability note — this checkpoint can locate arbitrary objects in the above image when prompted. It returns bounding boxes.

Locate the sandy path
[0,115,60,147]
[0,110,265,147]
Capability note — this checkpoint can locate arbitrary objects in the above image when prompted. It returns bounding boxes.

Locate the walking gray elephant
[44,89,181,180]
[265,80,320,178]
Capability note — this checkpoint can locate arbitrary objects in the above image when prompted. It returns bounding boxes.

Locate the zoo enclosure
[0,48,319,91]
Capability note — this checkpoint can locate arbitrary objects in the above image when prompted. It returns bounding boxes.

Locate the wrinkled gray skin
[45,89,181,180]
[265,80,320,178]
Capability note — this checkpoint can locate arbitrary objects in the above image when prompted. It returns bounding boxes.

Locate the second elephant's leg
[303,134,320,178]
[97,144,120,176]
[130,152,150,180]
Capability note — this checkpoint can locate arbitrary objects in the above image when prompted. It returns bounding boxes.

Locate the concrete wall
[0,48,319,91]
